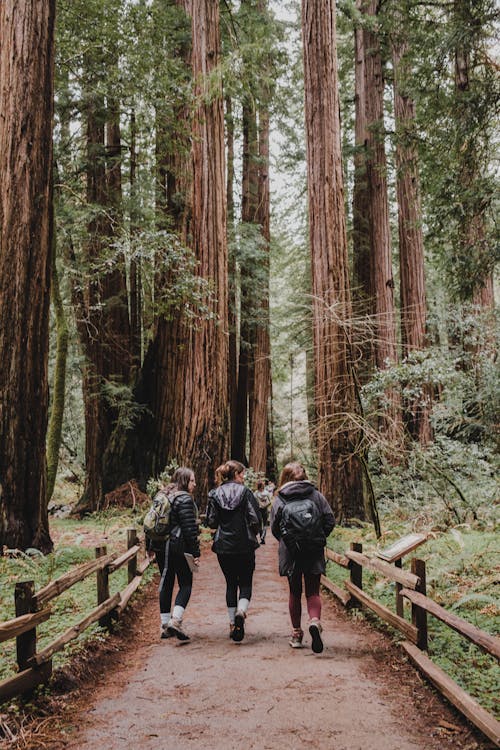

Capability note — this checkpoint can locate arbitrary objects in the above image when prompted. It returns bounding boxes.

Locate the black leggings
[217,553,255,607]
[156,546,192,614]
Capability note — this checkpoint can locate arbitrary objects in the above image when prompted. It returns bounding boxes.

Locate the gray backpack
[143,490,172,543]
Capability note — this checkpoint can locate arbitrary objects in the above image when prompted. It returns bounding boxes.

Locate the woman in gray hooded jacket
[207,460,262,642]
[271,462,335,653]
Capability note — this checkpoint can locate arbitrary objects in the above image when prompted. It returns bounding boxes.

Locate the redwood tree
[361,0,401,442]
[0,0,56,551]
[302,0,366,519]
[391,11,432,445]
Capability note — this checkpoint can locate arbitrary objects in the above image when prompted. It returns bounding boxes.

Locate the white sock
[237,598,250,614]
[228,606,236,624]
[172,605,185,621]
[160,612,170,625]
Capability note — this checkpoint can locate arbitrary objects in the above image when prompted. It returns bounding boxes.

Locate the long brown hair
[215,460,245,485]
[165,466,194,493]
[278,462,307,488]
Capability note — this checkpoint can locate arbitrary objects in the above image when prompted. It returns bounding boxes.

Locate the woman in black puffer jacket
[207,460,262,642]
[148,467,200,641]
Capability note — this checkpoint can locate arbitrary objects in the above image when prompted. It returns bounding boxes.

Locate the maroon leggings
[288,569,321,628]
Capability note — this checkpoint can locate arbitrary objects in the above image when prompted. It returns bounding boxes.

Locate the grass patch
[0,509,151,684]
[325,522,499,717]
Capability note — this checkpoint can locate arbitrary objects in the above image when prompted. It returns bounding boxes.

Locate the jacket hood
[214,481,247,510]
[278,480,315,500]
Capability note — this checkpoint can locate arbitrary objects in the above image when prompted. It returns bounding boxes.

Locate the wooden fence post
[395,558,404,617]
[411,558,428,650]
[96,545,111,629]
[349,542,363,608]
[127,528,138,583]
[15,581,36,671]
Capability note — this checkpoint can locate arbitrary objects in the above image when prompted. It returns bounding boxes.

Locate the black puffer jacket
[271,480,335,576]
[207,481,261,555]
[149,491,200,557]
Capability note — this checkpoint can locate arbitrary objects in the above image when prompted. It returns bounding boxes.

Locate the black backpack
[279,495,325,557]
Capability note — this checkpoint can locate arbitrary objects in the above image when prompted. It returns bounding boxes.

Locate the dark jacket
[149,490,200,558]
[271,480,335,576]
[207,481,262,555]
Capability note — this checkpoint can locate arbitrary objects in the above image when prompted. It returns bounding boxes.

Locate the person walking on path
[271,462,335,653]
[254,479,272,544]
[147,467,200,642]
[207,460,262,642]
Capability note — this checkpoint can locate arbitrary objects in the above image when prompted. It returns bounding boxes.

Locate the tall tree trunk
[233,97,260,463]
[352,2,374,381]
[226,96,239,452]
[454,0,495,314]
[181,0,229,499]
[249,102,272,475]
[392,20,432,446]
[74,70,130,512]
[46,235,69,503]
[0,0,55,551]
[362,0,402,444]
[302,0,366,520]
[129,106,142,368]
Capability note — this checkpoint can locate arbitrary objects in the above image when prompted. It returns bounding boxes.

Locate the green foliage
[0,514,151,683]
[326,523,499,714]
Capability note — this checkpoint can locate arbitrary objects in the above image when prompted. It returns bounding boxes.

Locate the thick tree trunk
[177,0,229,500]
[352,3,375,381]
[0,0,55,552]
[362,0,402,444]
[302,0,366,520]
[392,27,432,446]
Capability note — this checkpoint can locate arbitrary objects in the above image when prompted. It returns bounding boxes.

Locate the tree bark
[302,0,366,520]
[352,2,375,381]
[392,20,432,446]
[180,0,229,500]
[362,0,402,444]
[249,103,272,475]
[0,0,55,551]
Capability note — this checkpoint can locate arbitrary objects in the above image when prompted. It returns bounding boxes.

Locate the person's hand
[194,557,200,567]
[147,550,155,561]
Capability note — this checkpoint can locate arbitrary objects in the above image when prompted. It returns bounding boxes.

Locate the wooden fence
[0,528,150,703]
[321,542,500,746]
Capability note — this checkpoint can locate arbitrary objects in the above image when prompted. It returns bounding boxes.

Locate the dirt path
[59,537,489,750]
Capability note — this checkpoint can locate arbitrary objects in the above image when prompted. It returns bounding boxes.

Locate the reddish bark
[302,0,366,519]
[0,0,56,551]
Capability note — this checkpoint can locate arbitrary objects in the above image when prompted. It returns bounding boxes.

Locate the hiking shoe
[229,624,235,639]
[160,624,173,639]
[309,619,323,654]
[289,628,304,649]
[232,610,246,642]
[167,618,190,641]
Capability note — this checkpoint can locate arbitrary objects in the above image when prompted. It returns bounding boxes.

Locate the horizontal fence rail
[0,528,150,703]
[323,541,500,745]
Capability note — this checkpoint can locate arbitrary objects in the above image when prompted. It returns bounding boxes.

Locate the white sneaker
[309,619,323,654]
[289,628,304,648]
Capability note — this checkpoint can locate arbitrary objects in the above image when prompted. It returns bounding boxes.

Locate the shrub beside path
[62,536,490,750]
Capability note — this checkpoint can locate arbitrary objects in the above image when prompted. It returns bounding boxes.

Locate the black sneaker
[232,611,246,642]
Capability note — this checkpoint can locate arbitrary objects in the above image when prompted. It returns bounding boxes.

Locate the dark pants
[288,569,321,629]
[156,545,192,615]
[217,553,255,607]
